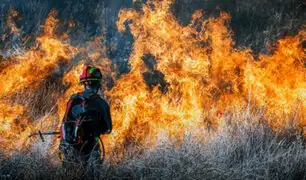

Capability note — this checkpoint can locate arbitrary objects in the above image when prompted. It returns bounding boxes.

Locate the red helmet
[79,65,102,83]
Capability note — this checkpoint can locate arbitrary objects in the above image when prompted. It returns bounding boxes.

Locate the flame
[0,103,33,153]
[103,0,305,157]
[107,0,250,153]
[0,0,305,159]
[0,10,76,96]
[247,30,306,127]
[0,10,76,154]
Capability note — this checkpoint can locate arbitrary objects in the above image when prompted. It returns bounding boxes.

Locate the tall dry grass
[1,110,305,180]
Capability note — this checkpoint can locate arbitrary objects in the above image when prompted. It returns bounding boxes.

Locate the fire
[0,103,33,153]
[0,10,76,97]
[247,30,306,128]
[0,0,304,159]
[0,10,76,155]
[106,0,250,154]
[104,0,305,156]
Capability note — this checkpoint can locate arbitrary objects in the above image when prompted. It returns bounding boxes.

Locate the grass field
[1,110,305,179]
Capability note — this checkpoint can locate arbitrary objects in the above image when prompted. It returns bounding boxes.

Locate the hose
[98,136,105,163]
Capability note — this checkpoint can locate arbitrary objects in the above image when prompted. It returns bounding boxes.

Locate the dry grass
[1,111,305,180]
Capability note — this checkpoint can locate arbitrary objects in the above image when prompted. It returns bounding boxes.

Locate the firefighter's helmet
[79,66,102,83]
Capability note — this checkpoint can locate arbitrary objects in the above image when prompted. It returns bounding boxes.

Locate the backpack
[61,92,104,145]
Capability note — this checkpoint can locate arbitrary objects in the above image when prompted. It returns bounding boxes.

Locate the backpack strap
[61,92,87,142]
[60,91,102,141]
[63,93,85,123]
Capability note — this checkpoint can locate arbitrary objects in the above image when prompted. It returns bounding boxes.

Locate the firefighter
[58,65,112,166]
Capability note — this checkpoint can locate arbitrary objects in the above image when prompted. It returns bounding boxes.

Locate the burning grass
[0,110,305,179]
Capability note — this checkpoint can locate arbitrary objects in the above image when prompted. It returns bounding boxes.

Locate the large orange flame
[0,0,304,160]
[103,0,305,157]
